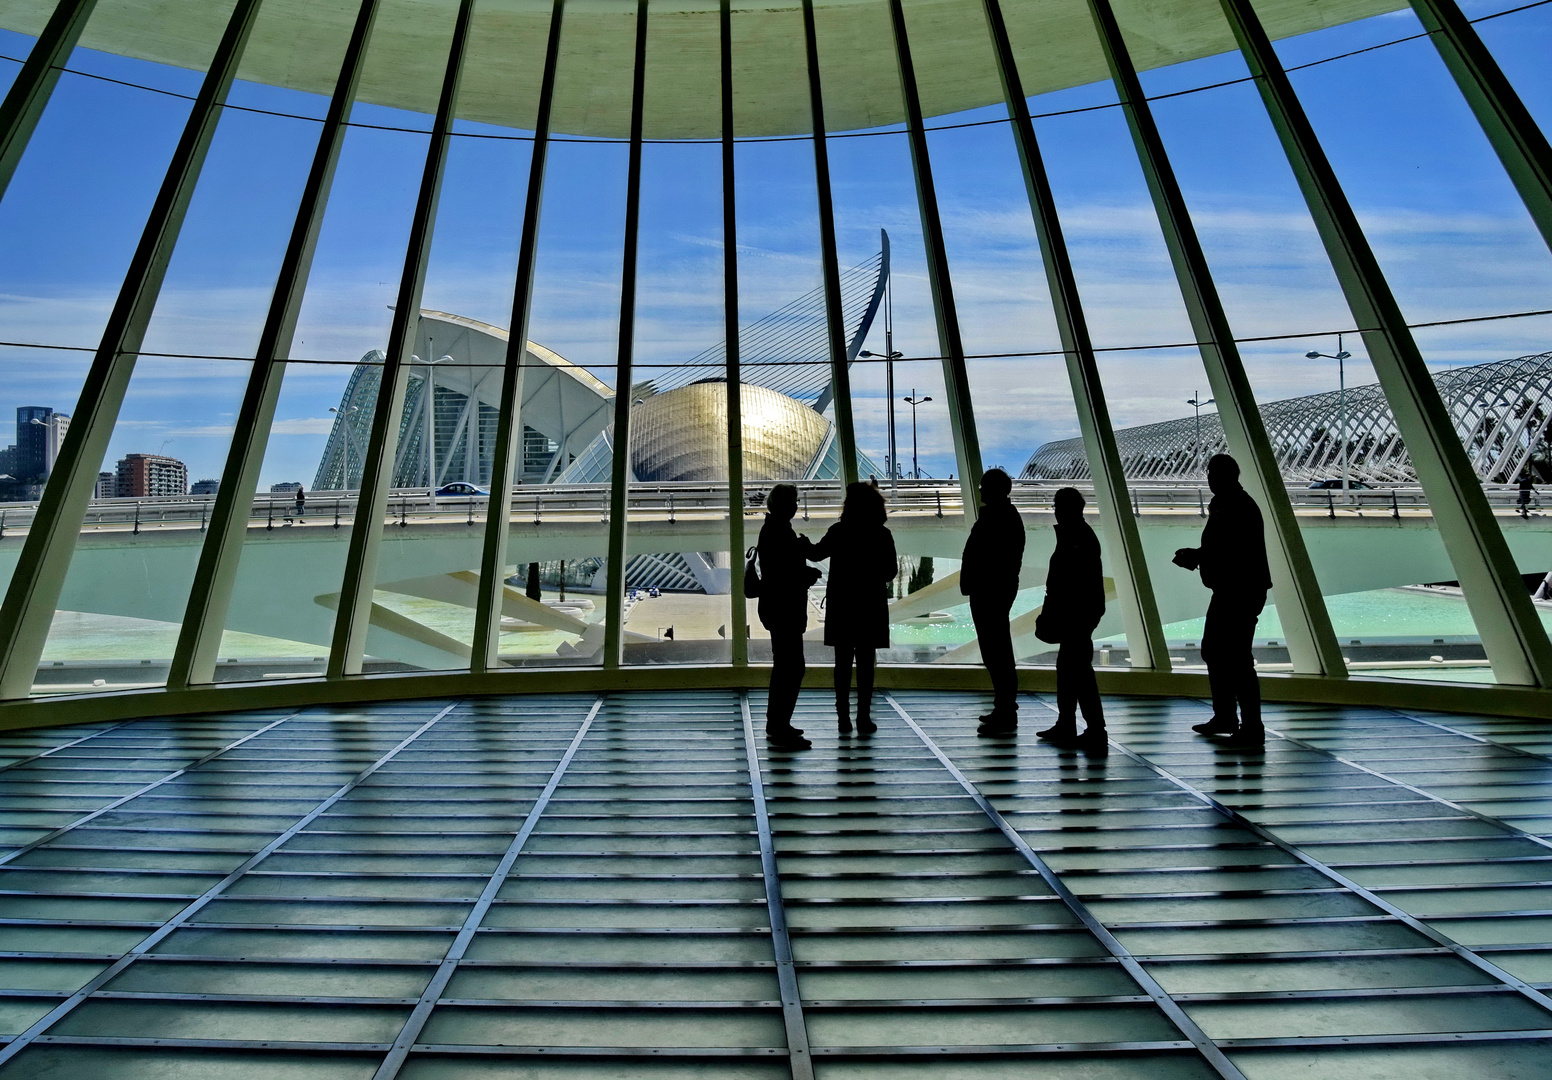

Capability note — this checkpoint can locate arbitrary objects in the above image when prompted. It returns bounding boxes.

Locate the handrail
[0,478,1539,536]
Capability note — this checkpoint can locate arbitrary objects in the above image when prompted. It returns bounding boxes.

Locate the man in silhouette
[757,484,818,750]
[1173,454,1271,747]
[960,468,1025,735]
[1036,487,1107,753]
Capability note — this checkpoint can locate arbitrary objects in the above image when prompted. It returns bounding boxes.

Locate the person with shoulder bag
[754,484,819,749]
[1035,487,1107,754]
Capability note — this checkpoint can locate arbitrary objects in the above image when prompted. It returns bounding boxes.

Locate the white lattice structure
[1022,352,1552,483]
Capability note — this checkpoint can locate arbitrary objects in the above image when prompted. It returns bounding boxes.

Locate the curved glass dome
[0,0,1548,711]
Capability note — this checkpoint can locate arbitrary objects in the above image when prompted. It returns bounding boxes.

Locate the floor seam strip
[1068,697,1552,1022]
[369,695,605,1080]
[0,710,307,869]
[883,692,1248,1080]
[0,698,462,1068]
[739,691,814,1080]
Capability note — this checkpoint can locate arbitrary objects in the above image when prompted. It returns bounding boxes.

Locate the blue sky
[0,0,1549,487]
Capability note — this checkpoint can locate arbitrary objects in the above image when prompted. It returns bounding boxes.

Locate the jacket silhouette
[961,469,1026,732]
[757,484,818,750]
[757,514,816,636]
[1197,486,1272,598]
[960,498,1025,598]
[1174,454,1270,746]
[1035,487,1107,751]
[811,518,897,650]
[809,482,896,735]
[1042,518,1105,639]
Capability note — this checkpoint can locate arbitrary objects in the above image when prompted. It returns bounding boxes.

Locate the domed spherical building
[559,381,856,485]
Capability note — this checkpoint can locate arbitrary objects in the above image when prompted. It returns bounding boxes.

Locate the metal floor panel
[0,691,1547,1077]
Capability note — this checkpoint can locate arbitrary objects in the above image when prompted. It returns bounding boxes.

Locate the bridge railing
[0,478,1540,539]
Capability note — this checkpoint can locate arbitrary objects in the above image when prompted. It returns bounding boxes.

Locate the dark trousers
[970,591,1017,715]
[1202,591,1265,731]
[1056,637,1103,731]
[834,644,876,717]
[766,630,805,730]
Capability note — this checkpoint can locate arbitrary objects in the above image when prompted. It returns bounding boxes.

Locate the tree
[907,555,934,594]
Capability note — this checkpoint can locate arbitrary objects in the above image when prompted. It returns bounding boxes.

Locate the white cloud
[270,417,336,435]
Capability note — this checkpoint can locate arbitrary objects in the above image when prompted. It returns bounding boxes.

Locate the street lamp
[421,340,451,506]
[1186,391,1215,473]
[859,243,899,491]
[903,390,932,480]
[1305,333,1353,495]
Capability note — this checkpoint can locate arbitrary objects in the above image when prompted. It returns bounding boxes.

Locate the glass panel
[71,0,237,96]
[624,138,731,663]
[1271,9,1552,679]
[0,26,31,100]
[729,2,837,666]
[28,79,330,692]
[1475,1,1552,135]
[363,0,554,675]
[499,2,635,668]
[216,118,431,679]
[229,0,360,121]
[1124,12,1503,679]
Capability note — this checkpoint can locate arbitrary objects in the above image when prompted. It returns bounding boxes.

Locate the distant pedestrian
[1034,487,1108,753]
[1173,454,1270,747]
[809,482,896,736]
[755,484,819,750]
[294,485,306,521]
[960,468,1025,735]
[1519,473,1536,517]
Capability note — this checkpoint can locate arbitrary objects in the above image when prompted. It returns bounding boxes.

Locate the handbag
[1034,606,1064,645]
[743,547,761,598]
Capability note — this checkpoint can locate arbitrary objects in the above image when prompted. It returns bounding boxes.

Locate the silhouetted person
[1519,473,1536,517]
[1034,487,1107,753]
[960,468,1025,735]
[757,484,817,750]
[294,485,305,521]
[810,482,896,736]
[1173,454,1271,747]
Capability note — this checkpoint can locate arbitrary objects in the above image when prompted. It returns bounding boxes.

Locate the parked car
[436,482,489,496]
[1308,479,1372,490]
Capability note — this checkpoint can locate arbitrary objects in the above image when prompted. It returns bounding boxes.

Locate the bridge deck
[0,692,1547,1077]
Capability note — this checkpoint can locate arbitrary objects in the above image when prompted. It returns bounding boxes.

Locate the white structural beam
[327,0,477,679]
[0,0,266,701]
[1217,0,1552,686]
[169,0,382,690]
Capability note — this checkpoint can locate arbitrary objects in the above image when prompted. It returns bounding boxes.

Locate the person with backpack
[752,484,819,749]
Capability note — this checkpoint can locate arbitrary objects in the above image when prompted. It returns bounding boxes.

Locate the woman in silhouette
[809,482,896,736]
[756,484,818,750]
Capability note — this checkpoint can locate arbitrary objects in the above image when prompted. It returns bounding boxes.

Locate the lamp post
[1186,391,1215,474]
[422,341,450,507]
[1305,334,1353,496]
[904,390,932,480]
[860,266,900,492]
